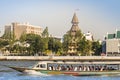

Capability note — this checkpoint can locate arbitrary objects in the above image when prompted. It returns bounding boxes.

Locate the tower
[67,13,80,55]
[70,13,80,36]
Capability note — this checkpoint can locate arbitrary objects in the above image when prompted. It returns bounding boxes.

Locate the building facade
[4,22,42,40]
[84,31,94,41]
[103,30,120,56]
[5,25,12,34]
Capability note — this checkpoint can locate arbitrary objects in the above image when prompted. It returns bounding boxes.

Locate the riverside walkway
[0,56,120,61]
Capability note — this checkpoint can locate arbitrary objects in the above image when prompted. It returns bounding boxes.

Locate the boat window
[36,64,46,68]
[40,64,46,68]
[36,64,39,68]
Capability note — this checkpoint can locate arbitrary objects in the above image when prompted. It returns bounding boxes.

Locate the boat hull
[39,70,120,76]
[9,66,120,76]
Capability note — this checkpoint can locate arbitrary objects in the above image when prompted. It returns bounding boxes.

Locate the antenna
[75,8,79,11]
[74,9,79,13]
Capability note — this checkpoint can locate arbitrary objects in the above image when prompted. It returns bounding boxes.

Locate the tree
[62,30,83,55]
[75,30,83,41]
[42,27,49,38]
[20,32,26,42]
[48,37,62,54]
[77,37,92,56]
[25,34,42,55]
[92,41,102,56]
[37,38,47,53]
[0,39,9,49]
[62,32,72,53]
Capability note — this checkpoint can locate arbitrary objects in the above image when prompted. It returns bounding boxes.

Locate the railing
[0,56,120,61]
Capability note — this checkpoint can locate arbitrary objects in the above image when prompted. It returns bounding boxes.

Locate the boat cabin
[32,61,120,71]
[33,61,48,70]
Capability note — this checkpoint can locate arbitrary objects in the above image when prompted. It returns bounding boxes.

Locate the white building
[84,31,94,41]
[103,30,120,56]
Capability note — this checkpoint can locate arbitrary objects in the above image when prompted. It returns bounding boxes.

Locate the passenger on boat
[66,66,70,71]
[74,66,78,71]
[100,66,104,71]
[48,66,55,70]
[70,65,73,71]
[78,66,82,71]
[48,66,52,70]
[56,65,61,71]
[61,65,66,71]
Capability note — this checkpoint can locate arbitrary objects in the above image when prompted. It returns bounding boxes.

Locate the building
[4,22,42,40]
[67,13,80,55]
[103,30,120,56]
[5,25,12,34]
[66,13,94,55]
[84,31,94,41]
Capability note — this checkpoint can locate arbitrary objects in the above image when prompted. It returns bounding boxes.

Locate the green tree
[20,32,26,42]
[48,37,62,54]
[62,32,72,53]
[92,41,102,56]
[42,27,49,38]
[0,39,9,49]
[25,34,42,55]
[62,30,83,55]
[77,37,92,56]
[2,31,16,53]
[75,30,83,40]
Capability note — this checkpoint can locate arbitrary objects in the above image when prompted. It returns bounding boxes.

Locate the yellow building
[4,25,11,34]
[4,22,42,40]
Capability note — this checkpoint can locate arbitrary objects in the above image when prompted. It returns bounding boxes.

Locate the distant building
[5,25,12,34]
[103,30,120,56]
[4,22,42,40]
[84,31,94,41]
[65,13,94,55]
[67,13,80,55]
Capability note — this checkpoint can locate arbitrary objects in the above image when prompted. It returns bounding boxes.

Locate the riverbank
[0,56,120,61]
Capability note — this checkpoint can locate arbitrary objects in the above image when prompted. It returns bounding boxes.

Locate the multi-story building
[103,30,120,56]
[4,22,42,40]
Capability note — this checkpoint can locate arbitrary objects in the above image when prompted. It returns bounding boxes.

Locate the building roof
[70,13,80,33]
[116,31,120,38]
[107,30,120,39]
[71,13,79,24]
[107,33,115,39]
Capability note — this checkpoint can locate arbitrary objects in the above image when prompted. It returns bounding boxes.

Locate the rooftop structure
[70,13,80,36]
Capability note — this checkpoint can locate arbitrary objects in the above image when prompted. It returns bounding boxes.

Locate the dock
[0,56,120,61]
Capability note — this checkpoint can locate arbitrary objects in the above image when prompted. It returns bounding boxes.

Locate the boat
[8,61,120,76]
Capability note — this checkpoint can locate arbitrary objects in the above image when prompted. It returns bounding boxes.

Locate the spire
[71,13,79,24]
[70,13,80,35]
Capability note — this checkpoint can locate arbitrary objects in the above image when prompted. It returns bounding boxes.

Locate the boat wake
[24,70,49,76]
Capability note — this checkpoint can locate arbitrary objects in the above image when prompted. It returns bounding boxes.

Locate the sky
[0,0,120,40]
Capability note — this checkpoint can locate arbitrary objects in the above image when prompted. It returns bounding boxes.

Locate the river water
[0,61,120,80]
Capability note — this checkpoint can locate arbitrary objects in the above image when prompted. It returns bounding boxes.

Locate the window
[40,64,46,68]
[36,64,46,68]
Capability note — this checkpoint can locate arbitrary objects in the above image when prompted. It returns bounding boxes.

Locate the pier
[0,56,120,61]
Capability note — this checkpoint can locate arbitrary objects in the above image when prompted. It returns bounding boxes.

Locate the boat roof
[37,61,120,65]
